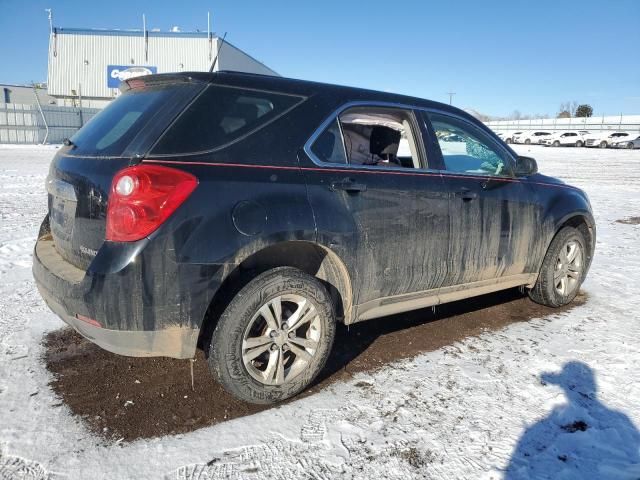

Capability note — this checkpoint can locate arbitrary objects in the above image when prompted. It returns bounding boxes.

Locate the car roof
[126,70,475,121]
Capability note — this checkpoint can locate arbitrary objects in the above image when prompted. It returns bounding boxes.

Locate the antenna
[142,14,148,62]
[45,8,53,34]
[208,32,227,72]
[207,11,212,60]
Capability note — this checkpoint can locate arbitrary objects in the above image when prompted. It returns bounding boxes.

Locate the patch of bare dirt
[44,288,586,442]
[616,217,640,225]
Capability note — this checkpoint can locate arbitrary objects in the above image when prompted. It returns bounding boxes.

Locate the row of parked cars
[496,130,640,149]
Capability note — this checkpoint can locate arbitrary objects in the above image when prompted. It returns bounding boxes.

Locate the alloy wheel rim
[554,240,583,296]
[241,294,322,386]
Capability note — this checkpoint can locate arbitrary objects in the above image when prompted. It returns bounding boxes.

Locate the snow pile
[0,145,639,479]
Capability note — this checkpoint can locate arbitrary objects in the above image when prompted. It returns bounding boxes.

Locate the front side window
[428,113,512,177]
[151,85,303,155]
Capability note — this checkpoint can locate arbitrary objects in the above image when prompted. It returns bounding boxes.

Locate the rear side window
[150,85,303,155]
[310,118,348,164]
[69,85,200,157]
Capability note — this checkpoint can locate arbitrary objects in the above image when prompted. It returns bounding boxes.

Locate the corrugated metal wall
[0,103,99,144]
[48,30,277,100]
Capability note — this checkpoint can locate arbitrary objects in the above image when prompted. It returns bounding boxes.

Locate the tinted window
[151,85,303,155]
[310,118,347,164]
[429,113,512,177]
[69,85,198,156]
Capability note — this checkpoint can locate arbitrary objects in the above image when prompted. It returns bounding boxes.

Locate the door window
[309,118,348,164]
[310,106,424,169]
[428,113,513,177]
[339,107,421,169]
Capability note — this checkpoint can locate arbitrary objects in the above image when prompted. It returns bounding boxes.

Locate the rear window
[150,85,304,155]
[69,84,201,157]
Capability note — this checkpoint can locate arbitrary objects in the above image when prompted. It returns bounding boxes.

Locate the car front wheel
[553,141,560,147]
[529,226,587,307]
[599,141,608,148]
[575,140,584,147]
[208,267,336,404]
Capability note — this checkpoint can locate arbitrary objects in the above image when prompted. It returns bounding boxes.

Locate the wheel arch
[547,211,595,274]
[197,240,353,351]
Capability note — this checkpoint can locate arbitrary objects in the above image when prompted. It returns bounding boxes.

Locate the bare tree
[570,101,578,116]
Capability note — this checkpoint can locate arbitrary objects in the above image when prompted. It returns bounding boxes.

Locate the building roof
[55,27,212,39]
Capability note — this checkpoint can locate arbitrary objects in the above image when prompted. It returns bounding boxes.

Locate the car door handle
[454,189,478,201]
[331,178,367,193]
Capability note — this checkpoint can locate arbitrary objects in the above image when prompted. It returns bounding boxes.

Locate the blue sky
[1,0,638,117]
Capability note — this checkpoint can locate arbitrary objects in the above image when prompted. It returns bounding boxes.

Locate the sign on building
[107,65,158,88]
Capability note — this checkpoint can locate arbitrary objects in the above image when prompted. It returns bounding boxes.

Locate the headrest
[370,126,401,156]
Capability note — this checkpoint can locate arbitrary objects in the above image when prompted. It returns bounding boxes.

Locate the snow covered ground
[0,144,639,480]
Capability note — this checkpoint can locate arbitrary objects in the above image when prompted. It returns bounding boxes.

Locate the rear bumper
[32,231,220,359]
[36,282,199,358]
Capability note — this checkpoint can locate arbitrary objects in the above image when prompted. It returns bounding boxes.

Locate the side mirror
[514,156,538,177]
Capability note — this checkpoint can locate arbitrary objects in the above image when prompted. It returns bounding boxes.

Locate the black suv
[33,72,595,404]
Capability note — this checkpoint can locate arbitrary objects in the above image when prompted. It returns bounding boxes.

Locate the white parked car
[611,134,640,149]
[497,131,522,144]
[514,131,552,145]
[500,130,525,143]
[584,131,632,148]
[541,131,588,147]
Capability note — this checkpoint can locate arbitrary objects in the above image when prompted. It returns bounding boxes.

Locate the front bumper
[32,230,219,359]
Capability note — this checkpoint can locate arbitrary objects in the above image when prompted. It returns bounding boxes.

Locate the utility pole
[447,91,456,105]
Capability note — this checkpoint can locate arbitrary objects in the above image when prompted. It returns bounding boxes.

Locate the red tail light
[106,164,198,242]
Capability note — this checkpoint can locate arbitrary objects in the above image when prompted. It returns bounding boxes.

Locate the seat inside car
[369,126,401,166]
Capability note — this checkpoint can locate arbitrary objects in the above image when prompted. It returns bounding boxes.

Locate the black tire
[208,267,336,404]
[506,138,512,144]
[599,141,608,149]
[525,139,531,145]
[627,142,634,149]
[575,140,584,147]
[529,226,587,307]
[553,141,560,147]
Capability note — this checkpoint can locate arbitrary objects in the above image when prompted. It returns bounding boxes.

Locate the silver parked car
[611,135,640,149]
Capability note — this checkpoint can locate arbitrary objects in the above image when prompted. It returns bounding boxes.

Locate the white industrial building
[47,27,278,108]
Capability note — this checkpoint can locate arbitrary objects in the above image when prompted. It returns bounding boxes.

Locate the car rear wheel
[575,140,584,147]
[553,141,560,147]
[599,141,608,148]
[627,142,634,149]
[529,226,586,307]
[525,139,531,145]
[208,267,336,404]
[506,138,512,144]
